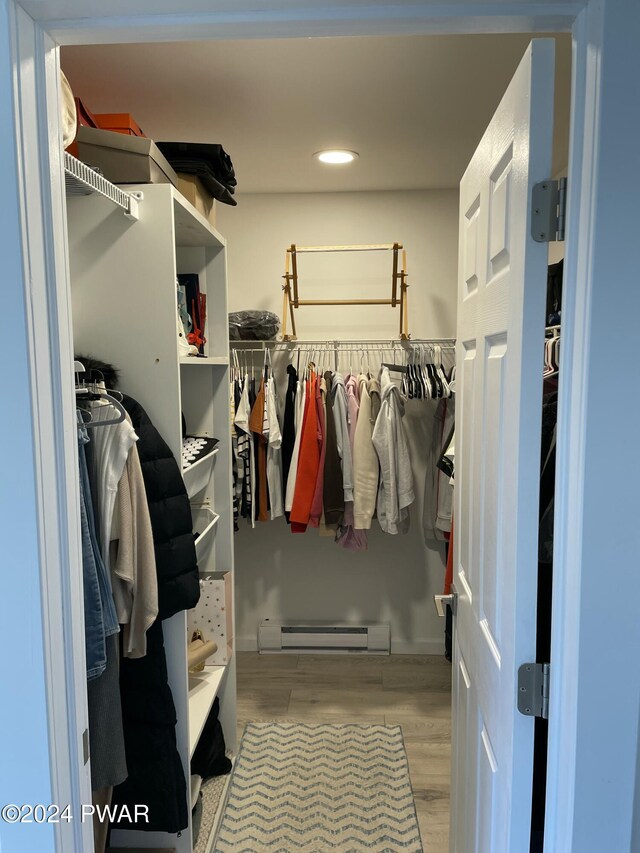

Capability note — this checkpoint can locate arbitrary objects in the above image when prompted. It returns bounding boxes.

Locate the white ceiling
[62,33,571,194]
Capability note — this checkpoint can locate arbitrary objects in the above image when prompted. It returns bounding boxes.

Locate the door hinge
[531,177,567,243]
[82,728,90,765]
[517,662,550,719]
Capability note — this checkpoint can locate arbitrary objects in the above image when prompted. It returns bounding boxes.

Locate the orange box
[94,112,146,137]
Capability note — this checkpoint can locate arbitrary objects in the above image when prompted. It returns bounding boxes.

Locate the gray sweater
[372,367,415,534]
[331,372,354,502]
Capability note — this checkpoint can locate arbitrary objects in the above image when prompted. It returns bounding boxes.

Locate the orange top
[290,372,321,532]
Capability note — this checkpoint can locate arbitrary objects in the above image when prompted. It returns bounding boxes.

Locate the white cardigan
[372,367,415,534]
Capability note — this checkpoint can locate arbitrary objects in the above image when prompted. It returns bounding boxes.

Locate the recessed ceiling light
[314,149,359,164]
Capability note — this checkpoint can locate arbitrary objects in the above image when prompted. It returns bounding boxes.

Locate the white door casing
[451,39,554,853]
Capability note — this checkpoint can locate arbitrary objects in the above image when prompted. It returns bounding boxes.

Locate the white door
[451,40,555,853]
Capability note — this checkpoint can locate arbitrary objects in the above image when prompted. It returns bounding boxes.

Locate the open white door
[450,40,554,853]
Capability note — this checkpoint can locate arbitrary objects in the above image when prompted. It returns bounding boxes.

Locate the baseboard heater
[258,620,390,654]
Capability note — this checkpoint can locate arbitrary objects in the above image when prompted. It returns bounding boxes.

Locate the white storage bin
[183,446,218,499]
[191,504,220,563]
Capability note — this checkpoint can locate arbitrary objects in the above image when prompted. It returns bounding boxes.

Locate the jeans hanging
[78,412,120,679]
[78,414,107,680]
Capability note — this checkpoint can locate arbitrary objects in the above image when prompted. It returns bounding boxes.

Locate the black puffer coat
[112,394,200,834]
[121,394,200,619]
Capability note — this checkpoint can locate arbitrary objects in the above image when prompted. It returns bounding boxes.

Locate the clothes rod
[230,338,456,350]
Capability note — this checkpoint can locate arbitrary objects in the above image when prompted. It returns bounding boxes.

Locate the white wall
[219,189,458,339]
[218,189,459,653]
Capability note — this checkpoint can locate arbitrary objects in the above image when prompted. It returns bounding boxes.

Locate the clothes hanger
[410,350,420,399]
[76,388,127,428]
[434,345,449,398]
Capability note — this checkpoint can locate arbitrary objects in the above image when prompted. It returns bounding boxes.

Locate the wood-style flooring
[236,652,452,853]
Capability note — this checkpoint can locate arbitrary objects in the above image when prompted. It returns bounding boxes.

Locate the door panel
[451,39,555,853]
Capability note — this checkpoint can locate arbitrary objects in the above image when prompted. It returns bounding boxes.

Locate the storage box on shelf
[94,112,146,137]
[177,173,217,228]
[188,572,234,667]
[76,125,178,185]
[67,181,235,853]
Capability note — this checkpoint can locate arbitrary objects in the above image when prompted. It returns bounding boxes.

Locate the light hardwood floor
[236,652,452,853]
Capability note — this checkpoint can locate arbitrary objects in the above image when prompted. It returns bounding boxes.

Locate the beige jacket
[111,438,158,658]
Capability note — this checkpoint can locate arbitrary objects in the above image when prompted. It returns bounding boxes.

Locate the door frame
[4,1,638,852]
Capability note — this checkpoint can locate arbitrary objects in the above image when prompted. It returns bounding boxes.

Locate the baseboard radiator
[258,620,390,654]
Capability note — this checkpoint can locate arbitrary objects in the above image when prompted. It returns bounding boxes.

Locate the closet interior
[62,31,570,853]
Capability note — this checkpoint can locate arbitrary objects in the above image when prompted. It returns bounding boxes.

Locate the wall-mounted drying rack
[281,243,410,341]
[64,152,142,221]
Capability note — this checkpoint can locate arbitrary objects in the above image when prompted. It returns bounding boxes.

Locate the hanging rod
[64,153,142,221]
[230,338,456,350]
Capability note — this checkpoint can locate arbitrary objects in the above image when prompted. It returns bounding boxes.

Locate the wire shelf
[64,153,141,219]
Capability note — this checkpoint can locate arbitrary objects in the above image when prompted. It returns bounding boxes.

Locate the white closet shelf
[172,189,226,249]
[192,505,220,561]
[180,355,229,365]
[188,666,227,759]
[183,447,219,499]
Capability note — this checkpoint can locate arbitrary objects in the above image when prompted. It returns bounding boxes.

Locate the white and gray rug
[214,722,422,852]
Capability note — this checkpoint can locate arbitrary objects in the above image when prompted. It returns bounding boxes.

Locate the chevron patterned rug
[214,722,422,852]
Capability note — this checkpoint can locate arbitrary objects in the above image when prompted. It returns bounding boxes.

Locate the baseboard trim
[235,636,445,656]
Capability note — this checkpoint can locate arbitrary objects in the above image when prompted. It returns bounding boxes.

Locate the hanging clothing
[368,375,381,424]
[372,367,415,534]
[249,378,269,522]
[353,375,379,530]
[89,400,138,579]
[290,371,321,532]
[444,516,454,595]
[110,436,158,660]
[322,370,344,526]
[309,374,327,528]
[113,620,188,834]
[345,373,360,447]
[113,393,197,835]
[281,364,298,516]
[234,374,255,528]
[284,375,306,513]
[331,372,354,503]
[423,397,455,543]
[266,376,284,519]
[78,414,109,680]
[336,373,367,551]
[231,378,241,532]
[121,395,200,618]
[88,634,127,791]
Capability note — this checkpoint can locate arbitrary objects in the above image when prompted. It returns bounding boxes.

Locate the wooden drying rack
[281,242,409,341]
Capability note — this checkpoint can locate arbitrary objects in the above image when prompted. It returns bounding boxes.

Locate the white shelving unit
[67,182,236,853]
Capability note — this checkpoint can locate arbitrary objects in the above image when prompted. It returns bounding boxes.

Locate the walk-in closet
[56,29,570,853]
